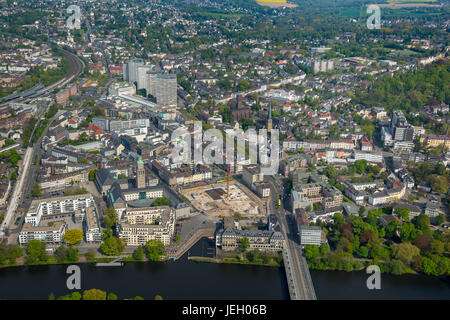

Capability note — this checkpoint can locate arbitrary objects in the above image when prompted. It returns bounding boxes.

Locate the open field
[257,1,298,8]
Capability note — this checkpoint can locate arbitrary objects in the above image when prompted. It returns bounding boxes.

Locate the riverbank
[188,255,281,267]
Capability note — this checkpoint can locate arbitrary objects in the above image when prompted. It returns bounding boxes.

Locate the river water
[0,239,448,300]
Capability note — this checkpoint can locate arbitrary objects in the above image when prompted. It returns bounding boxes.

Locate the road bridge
[267,177,317,300]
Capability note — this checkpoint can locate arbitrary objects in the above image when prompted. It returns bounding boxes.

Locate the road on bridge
[267,175,316,300]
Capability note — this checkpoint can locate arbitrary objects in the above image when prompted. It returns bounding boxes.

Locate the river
[0,239,448,300]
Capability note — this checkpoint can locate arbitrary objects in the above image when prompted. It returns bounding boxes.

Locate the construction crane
[227,163,230,199]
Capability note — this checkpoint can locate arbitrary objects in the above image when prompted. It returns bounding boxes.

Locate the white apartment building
[118,206,175,246]
[353,151,383,163]
[122,188,164,202]
[85,207,102,243]
[19,221,67,245]
[24,194,94,227]
[299,225,322,246]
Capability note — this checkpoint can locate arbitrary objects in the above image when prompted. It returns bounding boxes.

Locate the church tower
[136,156,146,189]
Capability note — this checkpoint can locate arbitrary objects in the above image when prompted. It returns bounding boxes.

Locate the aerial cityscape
[0,0,449,304]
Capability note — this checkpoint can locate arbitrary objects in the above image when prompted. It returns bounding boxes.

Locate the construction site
[181,181,265,218]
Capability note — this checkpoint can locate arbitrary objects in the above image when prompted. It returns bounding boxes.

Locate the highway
[267,175,317,300]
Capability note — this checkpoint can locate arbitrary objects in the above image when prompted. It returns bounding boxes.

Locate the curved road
[0,47,84,106]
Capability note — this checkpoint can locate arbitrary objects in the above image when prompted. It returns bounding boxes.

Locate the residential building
[19,221,67,245]
[24,194,94,227]
[217,228,285,251]
[299,225,322,246]
[118,206,175,246]
[85,207,101,243]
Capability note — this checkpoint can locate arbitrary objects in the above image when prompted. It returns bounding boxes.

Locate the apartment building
[19,221,67,245]
[290,171,343,212]
[420,134,450,149]
[118,206,175,246]
[25,194,94,227]
[367,185,406,206]
[217,228,285,251]
[352,151,383,163]
[147,73,177,106]
[85,207,101,243]
[152,161,212,186]
[299,225,322,246]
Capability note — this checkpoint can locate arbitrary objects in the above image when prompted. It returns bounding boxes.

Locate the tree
[55,245,68,262]
[394,207,410,221]
[88,169,98,181]
[391,242,420,266]
[133,245,144,261]
[353,160,368,174]
[422,257,437,276]
[337,237,353,254]
[25,239,46,264]
[64,229,84,246]
[246,249,260,262]
[389,259,408,275]
[85,249,96,262]
[71,292,82,300]
[399,222,416,242]
[107,293,118,300]
[359,229,376,245]
[54,245,79,262]
[413,213,430,232]
[333,212,344,228]
[83,289,107,300]
[154,295,163,300]
[233,212,243,220]
[430,175,448,194]
[369,243,390,261]
[145,240,165,261]
[323,165,338,178]
[133,296,144,300]
[101,237,123,256]
[411,255,423,270]
[414,233,433,254]
[151,197,170,207]
[103,207,118,229]
[430,240,445,255]
[359,206,366,216]
[385,220,400,239]
[435,214,445,226]
[304,245,320,260]
[319,243,330,255]
[356,246,369,258]
[32,183,42,197]
[5,244,24,264]
[238,237,250,251]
